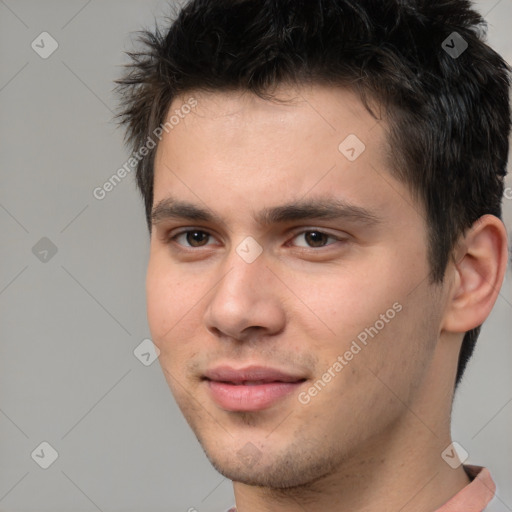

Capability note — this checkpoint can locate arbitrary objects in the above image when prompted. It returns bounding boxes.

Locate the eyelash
[165,228,345,251]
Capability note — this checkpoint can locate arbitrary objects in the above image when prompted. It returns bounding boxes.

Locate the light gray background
[0,1,510,511]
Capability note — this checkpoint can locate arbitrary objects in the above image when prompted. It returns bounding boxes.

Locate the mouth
[211,380,305,385]
[202,365,308,412]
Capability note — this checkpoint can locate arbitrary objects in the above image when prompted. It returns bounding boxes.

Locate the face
[147,84,446,488]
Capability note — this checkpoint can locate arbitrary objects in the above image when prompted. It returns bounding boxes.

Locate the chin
[200,439,338,489]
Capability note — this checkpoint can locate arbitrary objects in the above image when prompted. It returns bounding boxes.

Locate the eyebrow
[151,196,381,229]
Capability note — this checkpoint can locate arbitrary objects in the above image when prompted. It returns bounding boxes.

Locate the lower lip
[206,380,305,411]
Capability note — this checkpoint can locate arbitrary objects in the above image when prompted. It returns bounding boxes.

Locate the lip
[203,365,307,411]
[203,365,306,383]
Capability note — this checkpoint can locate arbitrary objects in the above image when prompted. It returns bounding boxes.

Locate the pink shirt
[225,465,495,512]
[435,465,495,511]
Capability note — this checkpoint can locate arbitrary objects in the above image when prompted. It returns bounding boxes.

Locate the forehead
[163,83,379,143]
[151,83,411,229]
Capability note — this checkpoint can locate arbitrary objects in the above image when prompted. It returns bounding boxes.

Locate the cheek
[291,268,397,344]
[146,265,168,344]
[294,262,431,381]
[357,286,440,403]
[145,257,186,346]
[146,256,209,363]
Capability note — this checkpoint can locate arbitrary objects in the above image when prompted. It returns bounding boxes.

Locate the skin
[146,83,508,511]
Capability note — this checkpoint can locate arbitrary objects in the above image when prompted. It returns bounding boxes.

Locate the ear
[441,214,508,333]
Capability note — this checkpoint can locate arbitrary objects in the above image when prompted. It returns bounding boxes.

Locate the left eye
[289,230,340,248]
[169,229,341,249]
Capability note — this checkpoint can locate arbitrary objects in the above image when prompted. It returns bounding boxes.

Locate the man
[115,0,510,510]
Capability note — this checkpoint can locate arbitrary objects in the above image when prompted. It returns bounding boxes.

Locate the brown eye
[172,230,213,247]
[291,230,339,248]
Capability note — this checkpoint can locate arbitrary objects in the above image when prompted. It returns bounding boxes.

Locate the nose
[203,247,286,343]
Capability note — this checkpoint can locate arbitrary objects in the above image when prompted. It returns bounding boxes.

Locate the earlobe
[442,214,508,334]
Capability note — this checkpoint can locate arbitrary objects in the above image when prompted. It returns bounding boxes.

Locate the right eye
[167,229,217,249]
